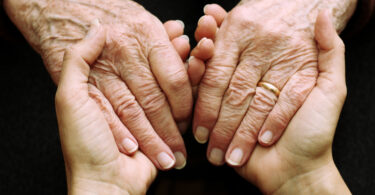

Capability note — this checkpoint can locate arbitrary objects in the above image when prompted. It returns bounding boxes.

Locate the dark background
[1,1,374,194]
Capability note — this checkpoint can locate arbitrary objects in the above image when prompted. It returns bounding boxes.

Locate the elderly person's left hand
[192,1,356,167]
[55,22,156,195]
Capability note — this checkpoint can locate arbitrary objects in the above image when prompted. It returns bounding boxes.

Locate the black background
[1,0,374,194]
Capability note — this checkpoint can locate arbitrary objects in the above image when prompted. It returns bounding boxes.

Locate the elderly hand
[236,12,350,194]
[5,0,193,170]
[192,1,356,166]
[56,22,156,194]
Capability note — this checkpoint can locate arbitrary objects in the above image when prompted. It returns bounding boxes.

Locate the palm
[236,87,342,192]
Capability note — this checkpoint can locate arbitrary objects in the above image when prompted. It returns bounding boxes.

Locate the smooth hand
[56,22,156,195]
[193,0,356,166]
[237,12,350,195]
[5,0,192,170]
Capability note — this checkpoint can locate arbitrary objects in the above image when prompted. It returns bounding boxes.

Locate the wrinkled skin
[236,12,350,194]
[192,1,356,166]
[55,25,156,194]
[5,0,193,170]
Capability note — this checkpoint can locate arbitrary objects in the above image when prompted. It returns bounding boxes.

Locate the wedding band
[257,82,280,97]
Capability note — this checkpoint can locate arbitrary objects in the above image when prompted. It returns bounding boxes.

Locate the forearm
[273,162,350,195]
[239,0,357,33]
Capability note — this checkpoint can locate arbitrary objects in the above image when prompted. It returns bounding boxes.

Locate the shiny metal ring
[257,81,280,97]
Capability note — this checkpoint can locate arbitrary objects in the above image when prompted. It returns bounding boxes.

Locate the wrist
[271,161,350,195]
[67,165,130,195]
[69,176,130,195]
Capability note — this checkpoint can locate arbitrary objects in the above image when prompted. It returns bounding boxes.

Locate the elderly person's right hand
[236,12,350,194]
[192,1,356,167]
[4,0,192,170]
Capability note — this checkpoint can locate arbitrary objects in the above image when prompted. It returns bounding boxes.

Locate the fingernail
[174,152,187,170]
[195,126,209,144]
[197,37,207,48]
[86,19,101,38]
[157,152,175,169]
[122,138,138,153]
[227,148,243,166]
[176,20,185,29]
[198,16,205,25]
[209,148,224,165]
[203,4,211,14]
[188,56,195,63]
[260,131,273,144]
[181,35,190,42]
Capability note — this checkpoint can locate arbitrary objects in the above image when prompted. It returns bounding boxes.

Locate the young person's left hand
[55,20,156,194]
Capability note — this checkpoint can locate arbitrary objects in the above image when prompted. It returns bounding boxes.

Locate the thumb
[314,10,347,102]
[58,19,106,91]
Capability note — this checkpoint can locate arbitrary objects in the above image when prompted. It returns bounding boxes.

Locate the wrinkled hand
[5,0,193,170]
[56,23,156,195]
[236,12,350,194]
[192,1,355,166]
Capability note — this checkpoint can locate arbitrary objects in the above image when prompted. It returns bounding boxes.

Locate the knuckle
[161,134,183,149]
[269,110,289,129]
[114,94,143,121]
[224,85,254,107]
[166,70,190,92]
[250,87,277,113]
[201,66,231,89]
[196,95,220,122]
[212,126,235,144]
[224,71,257,107]
[236,127,258,144]
[141,92,167,116]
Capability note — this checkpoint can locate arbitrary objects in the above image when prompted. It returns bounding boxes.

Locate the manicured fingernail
[181,35,190,42]
[195,126,209,144]
[227,148,243,166]
[176,20,185,29]
[87,19,100,38]
[209,148,224,165]
[122,138,138,153]
[174,152,187,170]
[157,152,175,169]
[260,131,273,144]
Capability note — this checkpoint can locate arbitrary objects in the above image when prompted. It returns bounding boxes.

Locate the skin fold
[57,11,351,195]
[192,0,357,167]
[4,0,195,170]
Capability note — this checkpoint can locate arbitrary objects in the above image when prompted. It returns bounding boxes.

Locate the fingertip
[195,15,217,41]
[258,130,275,147]
[191,37,215,61]
[164,20,185,40]
[171,35,191,61]
[121,138,139,154]
[315,10,337,51]
[203,4,227,26]
[188,56,206,86]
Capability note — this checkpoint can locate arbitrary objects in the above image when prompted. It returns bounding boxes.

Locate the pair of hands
[56,9,349,195]
[5,0,356,170]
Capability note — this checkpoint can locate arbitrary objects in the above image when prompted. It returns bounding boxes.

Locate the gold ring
[257,82,280,97]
